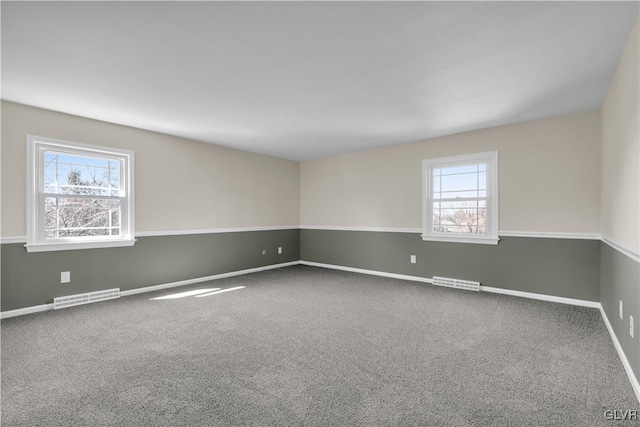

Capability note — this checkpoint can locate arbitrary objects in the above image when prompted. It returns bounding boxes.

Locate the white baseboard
[301,261,600,307]
[0,261,300,319]
[0,303,54,319]
[480,286,601,308]
[300,261,434,284]
[600,305,640,404]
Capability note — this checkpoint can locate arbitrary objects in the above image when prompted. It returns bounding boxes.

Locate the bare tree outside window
[43,152,122,239]
[433,201,487,234]
[431,163,487,234]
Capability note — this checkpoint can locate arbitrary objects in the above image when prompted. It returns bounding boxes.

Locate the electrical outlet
[410,255,416,264]
[620,300,624,319]
[61,271,70,284]
[278,247,282,254]
[630,315,634,338]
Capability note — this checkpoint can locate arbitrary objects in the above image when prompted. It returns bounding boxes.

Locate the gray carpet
[1,265,638,426]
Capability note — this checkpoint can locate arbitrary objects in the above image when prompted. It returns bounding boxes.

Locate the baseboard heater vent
[53,288,120,310]
[432,276,480,292]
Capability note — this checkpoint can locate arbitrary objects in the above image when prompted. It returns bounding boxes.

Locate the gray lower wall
[601,241,640,384]
[1,229,300,312]
[300,230,601,302]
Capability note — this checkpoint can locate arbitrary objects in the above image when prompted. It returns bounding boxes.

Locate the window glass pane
[432,199,487,234]
[478,172,487,190]
[431,162,488,202]
[44,197,121,238]
[439,164,478,176]
[430,160,489,233]
[440,172,478,192]
[44,151,121,196]
[110,160,121,189]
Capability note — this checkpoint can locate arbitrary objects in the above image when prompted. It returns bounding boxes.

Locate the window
[26,136,135,252]
[422,151,498,245]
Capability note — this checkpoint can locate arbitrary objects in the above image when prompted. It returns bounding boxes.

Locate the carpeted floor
[1,265,638,426]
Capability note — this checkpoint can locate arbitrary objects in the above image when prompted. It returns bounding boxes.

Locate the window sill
[25,238,136,253]
[421,234,499,245]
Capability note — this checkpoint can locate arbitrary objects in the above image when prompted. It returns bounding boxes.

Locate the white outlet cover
[410,255,416,264]
[61,271,70,283]
[278,247,282,254]
[620,300,624,319]
[630,315,634,338]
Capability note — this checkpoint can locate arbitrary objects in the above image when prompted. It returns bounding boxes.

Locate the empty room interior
[1,2,640,426]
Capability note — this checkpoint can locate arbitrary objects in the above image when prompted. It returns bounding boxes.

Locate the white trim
[1,227,299,244]
[602,236,640,263]
[1,236,28,244]
[135,225,298,237]
[479,286,601,308]
[600,305,640,403]
[302,227,604,240]
[0,229,625,245]
[302,261,601,307]
[25,238,136,253]
[300,261,434,284]
[300,226,421,233]
[0,303,54,319]
[421,234,499,245]
[499,231,601,240]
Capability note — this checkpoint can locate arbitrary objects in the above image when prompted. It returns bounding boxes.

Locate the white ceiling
[2,2,638,161]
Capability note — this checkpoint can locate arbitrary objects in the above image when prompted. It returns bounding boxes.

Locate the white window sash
[422,151,499,245]
[37,194,128,242]
[26,135,135,252]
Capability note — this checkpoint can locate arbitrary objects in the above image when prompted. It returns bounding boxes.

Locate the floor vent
[432,276,480,292]
[53,288,120,310]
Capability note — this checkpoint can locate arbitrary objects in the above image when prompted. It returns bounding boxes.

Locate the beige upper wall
[601,16,640,254]
[1,101,300,237]
[2,77,615,240]
[301,110,601,234]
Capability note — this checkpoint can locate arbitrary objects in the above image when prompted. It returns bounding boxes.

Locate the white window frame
[25,135,136,252]
[422,151,499,245]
